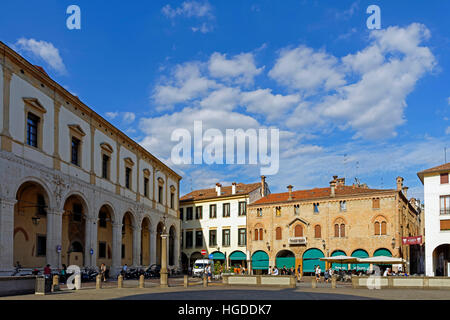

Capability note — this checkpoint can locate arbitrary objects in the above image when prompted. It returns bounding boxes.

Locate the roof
[417,162,450,183]
[251,185,394,205]
[180,182,261,202]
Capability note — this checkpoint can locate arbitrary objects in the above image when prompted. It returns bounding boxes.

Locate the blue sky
[1,0,449,199]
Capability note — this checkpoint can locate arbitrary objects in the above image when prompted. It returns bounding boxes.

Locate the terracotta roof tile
[251,185,393,205]
[180,182,261,202]
[417,162,450,183]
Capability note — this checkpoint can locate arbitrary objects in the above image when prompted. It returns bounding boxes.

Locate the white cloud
[446,127,450,135]
[240,89,300,121]
[105,112,119,120]
[13,38,66,74]
[122,112,136,124]
[269,45,346,95]
[162,1,213,18]
[200,87,241,111]
[192,23,214,33]
[105,111,135,125]
[208,52,264,85]
[448,97,450,105]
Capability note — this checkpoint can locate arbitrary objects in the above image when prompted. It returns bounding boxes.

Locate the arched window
[374,221,380,235]
[334,224,339,237]
[275,227,282,240]
[340,224,345,237]
[334,218,346,238]
[381,221,387,235]
[314,225,321,238]
[374,216,388,236]
[259,228,264,241]
[294,224,303,237]
[254,229,258,241]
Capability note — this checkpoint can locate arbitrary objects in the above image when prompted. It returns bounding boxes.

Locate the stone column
[1,66,13,152]
[160,232,168,287]
[150,229,156,265]
[0,198,16,274]
[46,209,63,269]
[111,222,122,276]
[174,224,181,269]
[132,226,141,266]
[85,216,97,268]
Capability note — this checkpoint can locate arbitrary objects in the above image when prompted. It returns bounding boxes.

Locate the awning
[229,251,247,260]
[351,249,369,271]
[302,248,325,273]
[320,255,359,263]
[211,251,225,260]
[357,256,405,264]
[252,251,269,270]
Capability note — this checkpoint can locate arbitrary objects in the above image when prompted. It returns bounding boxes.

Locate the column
[132,225,141,266]
[160,232,168,287]
[150,229,156,265]
[84,216,97,268]
[0,198,16,274]
[1,66,13,152]
[46,209,63,269]
[174,225,181,268]
[111,222,122,276]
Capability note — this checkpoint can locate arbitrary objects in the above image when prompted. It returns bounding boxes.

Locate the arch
[275,250,295,269]
[121,211,135,266]
[294,224,303,237]
[229,250,247,268]
[373,215,388,235]
[97,204,114,265]
[251,250,269,271]
[97,202,116,222]
[275,227,282,240]
[259,228,264,241]
[14,177,54,210]
[302,248,325,273]
[331,250,348,271]
[169,225,176,266]
[432,244,450,276]
[373,248,392,257]
[189,251,202,267]
[351,249,369,271]
[314,224,321,238]
[62,190,90,217]
[14,180,51,268]
[140,217,151,266]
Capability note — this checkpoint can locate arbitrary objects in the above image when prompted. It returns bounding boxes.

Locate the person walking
[315,265,321,282]
[324,268,330,283]
[61,264,67,284]
[297,264,301,282]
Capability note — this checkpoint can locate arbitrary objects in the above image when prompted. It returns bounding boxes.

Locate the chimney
[261,176,266,197]
[287,185,293,200]
[336,178,345,187]
[330,179,336,197]
[216,183,222,196]
[396,177,404,191]
[402,186,408,198]
[232,182,236,195]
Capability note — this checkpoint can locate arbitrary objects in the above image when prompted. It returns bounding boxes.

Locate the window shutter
[334,224,339,237]
[374,222,380,235]
[276,227,282,240]
[441,173,449,184]
[340,224,345,237]
[381,221,387,235]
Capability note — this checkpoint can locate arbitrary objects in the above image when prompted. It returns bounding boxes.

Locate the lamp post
[160,218,169,288]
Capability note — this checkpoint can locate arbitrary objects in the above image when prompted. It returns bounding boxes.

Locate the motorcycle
[144,264,161,279]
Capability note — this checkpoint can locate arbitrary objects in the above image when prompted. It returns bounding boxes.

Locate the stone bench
[0,276,36,297]
[352,276,450,289]
[222,275,296,288]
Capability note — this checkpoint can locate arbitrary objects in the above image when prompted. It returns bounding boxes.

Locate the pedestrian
[100,263,107,282]
[324,268,330,283]
[44,264,52,279]
[268,266,272,275]
[61,264,67,284]
[282,265,288,275]
[290,267,295,276]
[273,267,279,276]
[315,265,321,282]
[122,264,128,276]
[207,264,212,282]
[297,264,301,282]
[188,265,192,276]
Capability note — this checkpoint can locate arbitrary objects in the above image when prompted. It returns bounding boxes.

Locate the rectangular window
[125,167,132,189]
[99,211,107,228]
[26,113,39,147]
[238,201,247,216]
[195,206,203,219]
[179,208,184,221]
[186,207,193,220]
[340,201,347,211]
[144,177,149,197]
[223,203,230,217]
[158,186,163,203]
[102,154,109,179]
[195,231,203,248]
[72,204,82,222]
[294,205,299,215]
[209,230,217,246]
[372,198,380,209]
[98,242,106,258]
[276,206,281,216]
[441,173,449,184]
[441,195,450,215]
[222,229,231,247]
[170,192,175,209]
[238,228,246,246]
[36,235,46,256]
[186,231,193,248]
[313,203,319,213]
[440,219,450,231]
[210,204,217,218]
[71,137,80,166]
[257,208,262,217]
[121,244,125,259]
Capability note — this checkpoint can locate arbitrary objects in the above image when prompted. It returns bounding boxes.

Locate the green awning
[212,251,225,260]
[276,257,295,269]
[229,251,246,260]
[302,248,325,273]
[252,251,269,270]
[331,250,348,270]
[373,248,392,257]
[351,249,369,271]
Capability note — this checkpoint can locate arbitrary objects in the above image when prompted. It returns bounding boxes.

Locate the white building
[418,162,450,276]
[179,177,270,271]
[0,41,181,276]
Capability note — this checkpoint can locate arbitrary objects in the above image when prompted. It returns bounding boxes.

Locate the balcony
[440,209,450,216]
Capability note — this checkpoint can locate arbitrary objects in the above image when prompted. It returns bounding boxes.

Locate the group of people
[268,265,296,276]
[314,265,335,283]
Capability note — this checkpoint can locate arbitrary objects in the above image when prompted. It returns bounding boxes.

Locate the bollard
[74,274,81,290]
[203,274,208,288]
[52,275,60,292]
[118,275,123,288]
[35,277,47,295]
[311,278,317,289]
[139,275,145,288]
[184,275,189,288]
[331,276,337,289]
[96,274,102,289]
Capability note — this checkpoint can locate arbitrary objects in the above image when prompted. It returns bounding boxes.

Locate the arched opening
[351,249,369,271]
[169,226,176,266]
[294,224,303,237]
[331,250,348,271]
[275,227,282,240]
[156,222,164,265]
[251,250,269,275]
[302,248,325,275]
[14,181,50,268]
[276,250,295,270]
[432,244,450,276]
[141,217,151,266]
[97,204,114,267]
[189,252,202,267]
[121,212,135,266]
[62,194,87,267]
[181,252,189,273]
[229,250,247,269]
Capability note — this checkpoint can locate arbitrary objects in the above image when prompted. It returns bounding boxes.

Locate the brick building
[247,176,422,275]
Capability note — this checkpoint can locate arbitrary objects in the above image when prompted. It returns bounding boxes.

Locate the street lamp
[322,239,326,250]
[391,237,396,249]
[31,216,40,226]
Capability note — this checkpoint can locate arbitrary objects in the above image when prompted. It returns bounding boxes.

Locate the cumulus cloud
[105,111,135,125]
[105,112,119,120]
[208,52,264,85]
[162,1,213,18]
[13,38,66,74]
[199,87,241,111]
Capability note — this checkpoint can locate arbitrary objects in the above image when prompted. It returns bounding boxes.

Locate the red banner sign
[402,236,422,245]
[201,249,207,255]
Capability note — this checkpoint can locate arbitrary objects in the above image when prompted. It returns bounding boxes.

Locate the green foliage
[213,261,222,275]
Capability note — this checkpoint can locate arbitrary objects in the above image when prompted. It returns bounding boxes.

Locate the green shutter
[212,252,225,260]
[276,257,295,269]
[302,248,325,273]
[251,251,269,270]
[229,251,247,260]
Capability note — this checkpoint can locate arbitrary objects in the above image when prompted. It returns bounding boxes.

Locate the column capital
[0,198,17,207]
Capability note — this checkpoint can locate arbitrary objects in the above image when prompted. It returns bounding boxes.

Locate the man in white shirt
[273,267,279,276]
